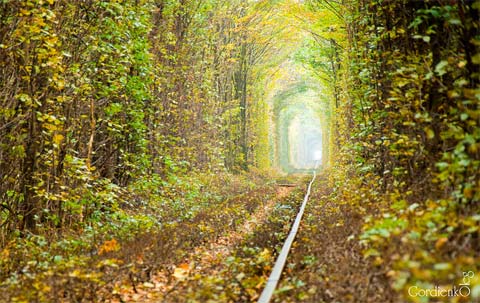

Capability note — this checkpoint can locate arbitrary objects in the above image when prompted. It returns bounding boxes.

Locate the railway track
[258,170,317,303]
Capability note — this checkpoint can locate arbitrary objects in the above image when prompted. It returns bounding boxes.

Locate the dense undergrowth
[293,1,479,302]
[0,169,278,302]
[321,1,480,301]
[0,1,288,301]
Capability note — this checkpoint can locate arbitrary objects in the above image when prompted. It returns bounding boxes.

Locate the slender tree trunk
[20,109,39,231]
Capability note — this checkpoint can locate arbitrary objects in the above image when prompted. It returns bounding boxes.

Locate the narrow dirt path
[193,185,295,266]
[111,185,296,302]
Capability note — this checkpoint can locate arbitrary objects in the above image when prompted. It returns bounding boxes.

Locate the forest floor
[110,185,297,302]
[106,172,397,303]
[2,170,474,303]
[274,174,396,303]
[0,171,402,302]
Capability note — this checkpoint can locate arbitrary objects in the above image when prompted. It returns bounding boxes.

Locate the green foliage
[0,0,279,235]
[1,0,477,301]
[314,0,480,301]
[0,0,285,300]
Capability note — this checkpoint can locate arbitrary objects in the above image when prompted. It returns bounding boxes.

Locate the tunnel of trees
[0,0,479,302]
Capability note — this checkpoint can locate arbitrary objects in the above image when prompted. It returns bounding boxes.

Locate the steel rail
[258,169,317,303]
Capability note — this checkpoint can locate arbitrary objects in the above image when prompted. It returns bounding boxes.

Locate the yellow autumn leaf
[463,187,474,199]
[53,134,64,145]
[19,9,30,16]
[44,123,58,131]
[56,79,65,90]
[424,127,435,140]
